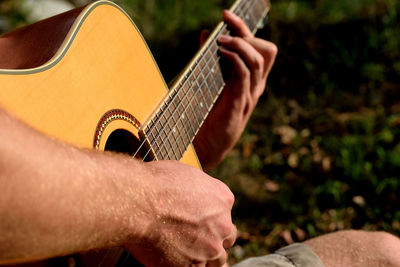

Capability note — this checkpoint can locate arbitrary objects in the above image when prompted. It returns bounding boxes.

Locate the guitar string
[146,46,224,161]
[133,0,259,162]
[130,0,262,162]
[115,12,233,267]
[144,36,224,161]
[130,0,260,164]
[130,24,227,162]
[97,25,227,267]
[99,1,263,266]
[140,38,225,162]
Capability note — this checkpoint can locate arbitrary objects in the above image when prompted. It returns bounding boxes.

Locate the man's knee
[372,231,400,266]
[304,230,400,267]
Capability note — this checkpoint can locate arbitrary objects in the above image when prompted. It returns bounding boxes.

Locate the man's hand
[125,160,236,267]
[0,109,235,266]
[194,10,277,170]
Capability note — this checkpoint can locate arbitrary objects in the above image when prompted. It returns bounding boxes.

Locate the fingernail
[218,34,232,42]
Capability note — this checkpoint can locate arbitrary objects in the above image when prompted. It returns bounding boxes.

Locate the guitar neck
[141,0,270,161]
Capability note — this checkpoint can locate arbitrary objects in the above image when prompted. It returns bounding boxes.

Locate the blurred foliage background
[1,0,400,264]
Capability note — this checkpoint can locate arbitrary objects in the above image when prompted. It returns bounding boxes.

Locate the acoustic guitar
[0,0,270,266]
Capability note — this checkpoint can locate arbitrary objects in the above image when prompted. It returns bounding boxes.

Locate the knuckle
[269,42,279,56]
[207,242,222,258]
[224,188,235,206]
[253,55,264,72]
[231,36,241,46]
[240,67,250,80]
[258,56,265,71]
[222,221,235,237]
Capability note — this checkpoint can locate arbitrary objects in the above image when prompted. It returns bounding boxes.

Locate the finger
[223,224,237,249]
[206,250,228,267]
[223,9,252,38]
[218,46,251,101]
[200,30,211,47]
[219,35,264,93]
[244,37,278,79]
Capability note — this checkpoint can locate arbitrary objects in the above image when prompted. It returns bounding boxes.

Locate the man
[0,6,400,267]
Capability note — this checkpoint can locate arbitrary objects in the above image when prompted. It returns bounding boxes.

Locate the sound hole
[104,129,150,161]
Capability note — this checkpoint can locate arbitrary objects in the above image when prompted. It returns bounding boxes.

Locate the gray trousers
[232,243,324,267]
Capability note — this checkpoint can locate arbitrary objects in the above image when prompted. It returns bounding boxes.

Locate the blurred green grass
[1,0,400,264]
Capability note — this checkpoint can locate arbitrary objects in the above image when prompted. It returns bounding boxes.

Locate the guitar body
[0,2,199,266]
[0,0,270,265]
[0,1,200,168]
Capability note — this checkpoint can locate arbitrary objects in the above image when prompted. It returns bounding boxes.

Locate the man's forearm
[0,109,149,263]
[0,109,237,267]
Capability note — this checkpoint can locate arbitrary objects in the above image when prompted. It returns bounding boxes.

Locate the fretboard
[141,0,270,161]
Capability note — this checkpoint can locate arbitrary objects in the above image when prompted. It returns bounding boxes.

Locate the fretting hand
[194,10,277,170]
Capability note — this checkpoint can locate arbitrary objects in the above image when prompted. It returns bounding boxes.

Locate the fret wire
[151,116,166,159]
[200,71,213,105]
[197,68,215,104]
[147,52,225,160]
[162,123,179,160]
[195,50,223,102]
[249,1,260,30]
[159,97,182,160]
[209,51,224,92]
[243,1,256,30]
[179,107,194,145]
[200,57,216,102]
[181,87,198,133]
[181,64,218,137]
[175,91,192,146]
[188,77,205,122]
[160,113,176,156]
[174,102,192,153]
[205,54,220,100]
[196,78,211,110]
[152,118,172,160]
[209,44,223,95]
[183,95,197,139]
[142,0,270,161]
[248,1,258,30]
[188,100,199,131]
[189,80,205,125]
[191,75,209,111]
[167,110,184,158]
[207,71,217,99]
[163,112,185,158]
[237,9,246,25]
[194,86,208,124]
[200,72,214,106]
[161,144,169,160]
[151,132,164,159]
[184,82,202,127]
[156,135,169,159]
[168,106,186,157]
[196,54,223,102]
[253,0,265,28]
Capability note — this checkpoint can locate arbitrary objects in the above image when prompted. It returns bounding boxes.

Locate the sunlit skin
[1,6,398,267]
[304,230,400,267]
[0,9,275,267]
[194,10,277,170]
